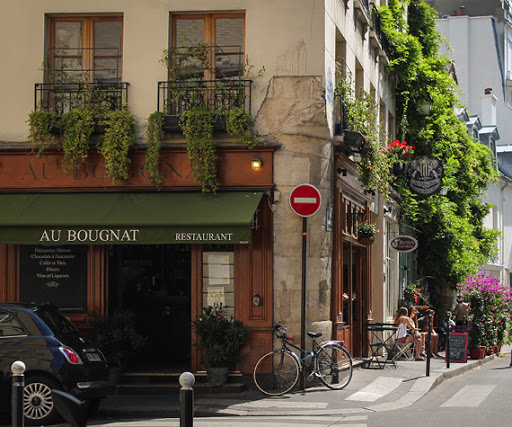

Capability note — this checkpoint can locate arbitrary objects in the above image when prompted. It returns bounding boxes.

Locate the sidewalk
[94,346,511,420]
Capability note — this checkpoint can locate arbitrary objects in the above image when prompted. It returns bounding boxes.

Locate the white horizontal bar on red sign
[293,197,318,203]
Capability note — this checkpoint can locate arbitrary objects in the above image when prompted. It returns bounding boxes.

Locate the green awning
[0,192,263,245]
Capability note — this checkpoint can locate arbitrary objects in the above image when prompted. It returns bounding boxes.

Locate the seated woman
[393,306,424,361]
[418,309,441,358]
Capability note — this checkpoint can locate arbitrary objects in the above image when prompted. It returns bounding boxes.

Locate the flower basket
[356,221,377,245]
[358,236,375,246]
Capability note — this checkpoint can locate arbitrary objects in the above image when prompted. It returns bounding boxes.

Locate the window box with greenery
[147,36,262,191]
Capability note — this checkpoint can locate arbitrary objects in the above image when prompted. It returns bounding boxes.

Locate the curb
[365,353,499,413]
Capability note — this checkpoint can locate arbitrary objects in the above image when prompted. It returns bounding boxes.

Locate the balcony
[333,94,366,154]
[369,5,391,65]
[354,0,371,32]
[157,79,252,132]
[35,82,129,115]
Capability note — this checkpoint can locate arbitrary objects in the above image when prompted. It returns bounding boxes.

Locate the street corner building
[0,0,400,379]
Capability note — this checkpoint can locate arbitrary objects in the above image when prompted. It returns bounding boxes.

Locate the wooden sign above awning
[0,146,274,191]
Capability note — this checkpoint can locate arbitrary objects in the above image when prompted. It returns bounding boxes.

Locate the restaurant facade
[0,0,399,376]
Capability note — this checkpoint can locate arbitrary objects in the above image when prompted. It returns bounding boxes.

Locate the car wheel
[23,375,60,426]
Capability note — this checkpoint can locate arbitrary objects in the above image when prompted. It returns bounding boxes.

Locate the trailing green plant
[379,0,500,308]
[61,107,95,171]
[99,108,137,184]
[226,107,257,148]
[179,106,219,192]
[144,111,166,186]
[27,110,59,156]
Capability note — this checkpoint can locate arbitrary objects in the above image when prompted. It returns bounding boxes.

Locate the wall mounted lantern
[343,130,366,153]
[417,93,433,115]
[251,156,262,171]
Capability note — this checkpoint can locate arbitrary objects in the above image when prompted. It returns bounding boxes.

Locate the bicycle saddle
[307,331,322,339]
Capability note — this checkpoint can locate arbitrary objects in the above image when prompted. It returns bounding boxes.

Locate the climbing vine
[379,0,500,306]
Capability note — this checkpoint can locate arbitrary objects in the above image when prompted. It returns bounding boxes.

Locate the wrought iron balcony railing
[34,82,129,114]
[158,79,252,116]
[370,5,391,58]
[355,0,370,17]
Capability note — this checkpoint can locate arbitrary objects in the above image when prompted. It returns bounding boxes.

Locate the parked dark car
[0,303,110,425]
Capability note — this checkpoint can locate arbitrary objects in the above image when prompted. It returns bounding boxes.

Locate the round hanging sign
[390,235,418,253]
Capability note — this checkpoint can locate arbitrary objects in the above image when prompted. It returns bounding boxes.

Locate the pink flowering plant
[457,272,512,348]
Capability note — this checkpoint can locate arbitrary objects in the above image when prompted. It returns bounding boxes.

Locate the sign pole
[300,217,307,391]
[288,184,322,392]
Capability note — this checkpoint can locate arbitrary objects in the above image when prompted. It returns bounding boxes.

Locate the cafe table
[364,323,399,369]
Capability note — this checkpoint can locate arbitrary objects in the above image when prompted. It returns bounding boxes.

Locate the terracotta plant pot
[469,347,486,360]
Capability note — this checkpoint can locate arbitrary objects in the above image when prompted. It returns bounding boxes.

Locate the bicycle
[253,324,353,396]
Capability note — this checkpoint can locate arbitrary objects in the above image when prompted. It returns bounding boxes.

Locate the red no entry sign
[289,184,322,217]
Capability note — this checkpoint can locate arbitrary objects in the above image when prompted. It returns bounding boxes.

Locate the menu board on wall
[203,251,234,317]
[19,245,88,312]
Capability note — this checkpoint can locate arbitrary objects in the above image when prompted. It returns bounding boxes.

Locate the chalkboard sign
[447,332,468,363]
[19,245,88,312]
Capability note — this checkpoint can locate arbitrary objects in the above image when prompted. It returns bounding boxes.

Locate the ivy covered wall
[379,0,500,310]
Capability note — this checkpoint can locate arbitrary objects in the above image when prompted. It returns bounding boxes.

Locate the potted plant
[192,304,250,386]
[468,293,486,359]
[357,221,377,245]
[89,310,147,384]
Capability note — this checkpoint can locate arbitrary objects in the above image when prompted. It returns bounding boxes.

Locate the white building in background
[436,11,512,287]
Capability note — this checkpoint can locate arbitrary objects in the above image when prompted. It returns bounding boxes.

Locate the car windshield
[36,308,79,335]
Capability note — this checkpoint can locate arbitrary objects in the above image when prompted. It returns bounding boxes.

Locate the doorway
[342,242,367,357]
[108,244,191,371]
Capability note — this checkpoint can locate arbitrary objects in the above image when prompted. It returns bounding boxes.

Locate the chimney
[481,88,497,126]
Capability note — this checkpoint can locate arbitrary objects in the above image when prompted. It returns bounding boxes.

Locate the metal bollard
[179,372,195,427]
[445,312,450,369]
[426,314,432,377]
[11,361,25,427]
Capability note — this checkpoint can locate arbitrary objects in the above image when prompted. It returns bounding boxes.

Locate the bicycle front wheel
[315,343,352,390]
[253,350,300,396]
